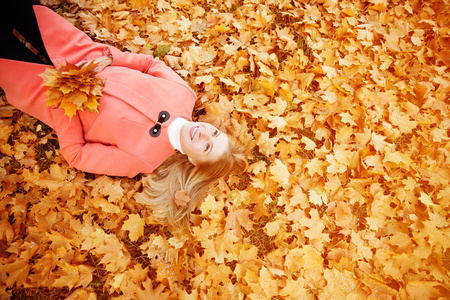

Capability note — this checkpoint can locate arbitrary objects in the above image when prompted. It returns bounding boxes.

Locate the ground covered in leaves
[1,0,449,299]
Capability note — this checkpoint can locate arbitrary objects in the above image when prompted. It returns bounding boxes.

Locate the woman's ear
[188,156,197,166]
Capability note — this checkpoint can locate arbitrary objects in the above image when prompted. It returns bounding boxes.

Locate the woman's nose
[202,131,212,141]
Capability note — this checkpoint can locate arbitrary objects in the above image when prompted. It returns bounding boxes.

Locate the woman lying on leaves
[0,1,247,233]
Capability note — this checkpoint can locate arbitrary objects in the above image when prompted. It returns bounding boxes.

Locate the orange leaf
[369,3,387,12]
[52,262,80,290]
[174,190,190,207]
[154,261,179,291]
[135,278,169,299]
[122,214,145,242]
[2,259,29,287]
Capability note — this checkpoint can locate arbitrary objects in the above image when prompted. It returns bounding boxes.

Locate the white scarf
[168,117,188,154]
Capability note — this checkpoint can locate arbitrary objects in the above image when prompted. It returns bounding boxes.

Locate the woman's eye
[213,130,219,136]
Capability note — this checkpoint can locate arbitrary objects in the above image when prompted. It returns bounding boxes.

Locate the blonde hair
[139,134,247,234]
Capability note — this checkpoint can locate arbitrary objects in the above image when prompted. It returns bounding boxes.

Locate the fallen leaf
[174,190,191,207]
[122,214,145,242]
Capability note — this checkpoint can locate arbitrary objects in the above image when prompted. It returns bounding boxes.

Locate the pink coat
[0,6,197,177]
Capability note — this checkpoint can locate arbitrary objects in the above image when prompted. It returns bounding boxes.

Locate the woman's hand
[75,55,113,72]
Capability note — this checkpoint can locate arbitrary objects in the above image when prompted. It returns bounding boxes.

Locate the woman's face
[179,122,229,165]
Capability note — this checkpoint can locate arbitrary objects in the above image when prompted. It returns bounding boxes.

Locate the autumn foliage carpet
[1,0,449,299]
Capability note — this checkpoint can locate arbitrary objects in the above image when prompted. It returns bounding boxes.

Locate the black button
[149,111,170,138]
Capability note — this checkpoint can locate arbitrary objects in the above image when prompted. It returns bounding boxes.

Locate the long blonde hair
[139,133,247,234]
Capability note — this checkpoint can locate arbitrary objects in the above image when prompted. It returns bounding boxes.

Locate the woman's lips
[190,126,199,140]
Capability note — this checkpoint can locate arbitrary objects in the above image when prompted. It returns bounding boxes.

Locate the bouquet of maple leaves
[40,60,104,120]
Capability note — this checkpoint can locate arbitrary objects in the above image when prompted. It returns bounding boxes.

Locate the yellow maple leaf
[418,192,436,207]
[59,98,78,120]
[259,78,275,97]
[269,159,290,187]
[279,83,293,102]
[259,266,278,297]
[300,245,324,270]
[369,3,387,12]
[305,157,328,177]
[265,218,286,237]
[280,276,308,298]
[322,269,368,298]
[66,90,88,108]
[122,214,145,242]
[257,62,274,76]
[214,23,232,33]
[308,188,328,206]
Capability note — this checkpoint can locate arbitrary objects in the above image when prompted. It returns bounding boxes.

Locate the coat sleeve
[33,5,191,89]
[50,108,155,178]
[106,47,190,87]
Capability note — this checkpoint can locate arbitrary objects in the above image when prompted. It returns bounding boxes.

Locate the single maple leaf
[265,218,286,237]
[321,269,368,298]
[52,262,80,290]
[154,261,180,291]
[298,209,327,242]
[2,259,29,287]
[259,78,275,97]
[225,208,254,239]
[214,23,232,33]
[369,3,387,12]
[122,214,145,242]
[418,192,436,207]
[0,219,14,244]
[405,281,443,299]
[269,159,290,187]
[300,245,324,270]
[280,276,308,298]
[135,278,168,300]
[308,189,328,206]
[259,266,278,297]
[174,190,190,207]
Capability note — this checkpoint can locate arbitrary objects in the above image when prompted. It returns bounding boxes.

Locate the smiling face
[179,122,229,165]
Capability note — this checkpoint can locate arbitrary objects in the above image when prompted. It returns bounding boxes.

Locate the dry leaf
[122,214,145,242]
[174,190,190,207]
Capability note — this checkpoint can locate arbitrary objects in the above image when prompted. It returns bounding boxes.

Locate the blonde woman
[0,1,247,232]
